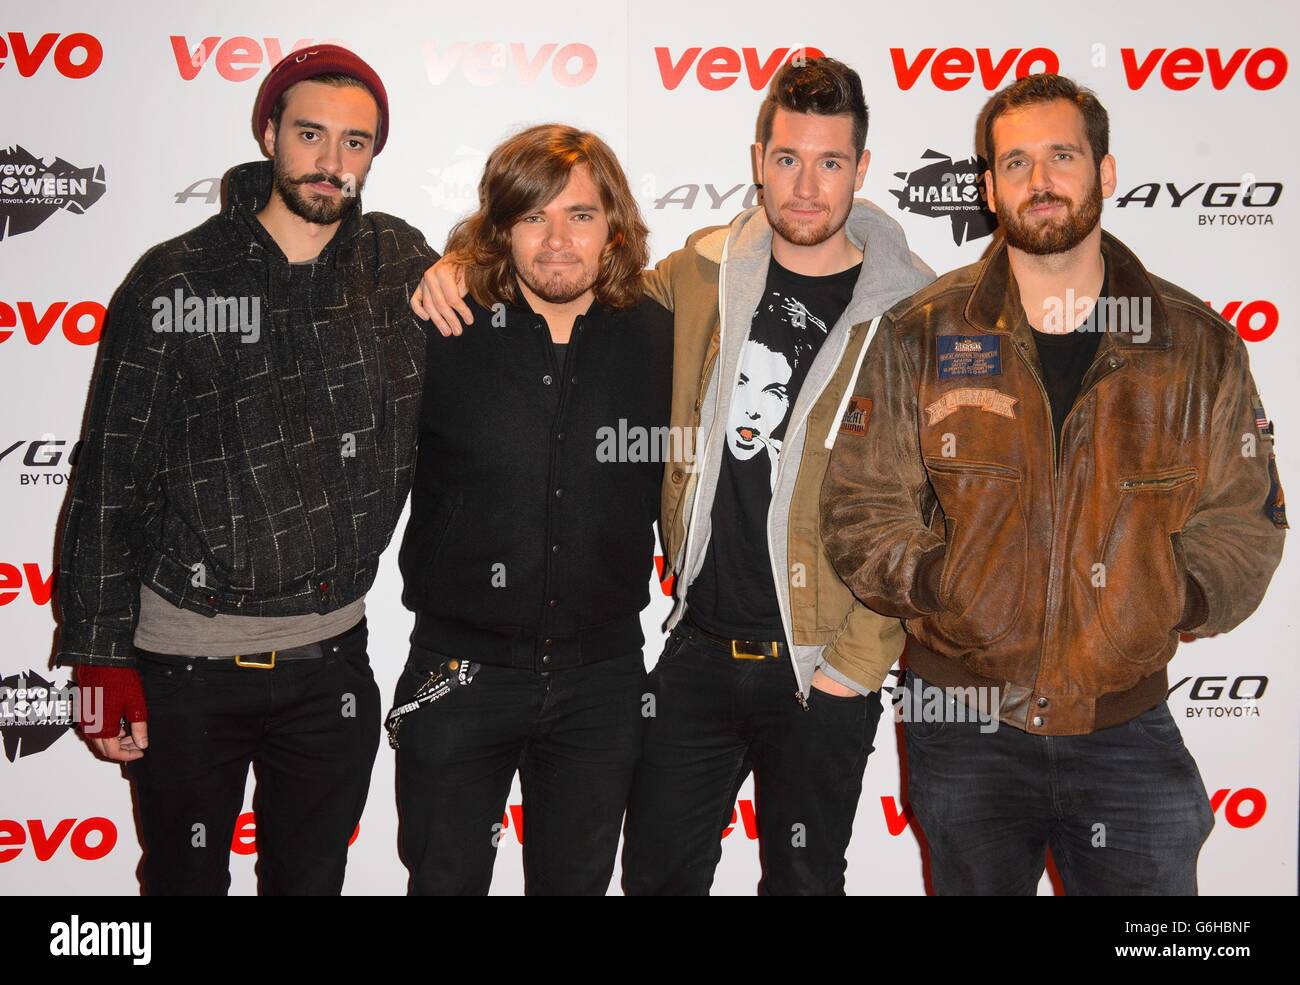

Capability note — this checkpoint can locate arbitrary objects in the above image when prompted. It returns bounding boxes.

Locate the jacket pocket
[923,458,1028,648]
[1096,467,1198,668]
[399,492,463,603]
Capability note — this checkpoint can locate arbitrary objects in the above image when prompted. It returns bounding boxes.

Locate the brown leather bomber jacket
[820,231,1286,735]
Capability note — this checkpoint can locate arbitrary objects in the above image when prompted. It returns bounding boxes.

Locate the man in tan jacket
[821,74,1285,895]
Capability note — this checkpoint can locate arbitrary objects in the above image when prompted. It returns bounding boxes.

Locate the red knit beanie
[254,44,390,154]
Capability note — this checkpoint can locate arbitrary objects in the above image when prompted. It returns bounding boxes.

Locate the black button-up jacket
[402,291,673,671]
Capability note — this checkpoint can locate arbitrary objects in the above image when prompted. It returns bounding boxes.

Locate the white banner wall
[0,0,1295,895]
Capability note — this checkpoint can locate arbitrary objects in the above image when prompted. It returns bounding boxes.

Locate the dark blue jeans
[394,646,647,895]
[126,618,380,895]
[622,621,885,895]
[902,671,1216,895]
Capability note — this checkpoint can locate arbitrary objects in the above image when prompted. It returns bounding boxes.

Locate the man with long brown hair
[412,57,935,895]
[390,123,672,895]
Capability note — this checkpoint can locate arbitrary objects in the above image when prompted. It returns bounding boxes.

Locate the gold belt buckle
[234,650,277,669]
[730,640,779,660]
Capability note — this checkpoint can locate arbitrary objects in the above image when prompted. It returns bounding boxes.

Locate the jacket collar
[964,229,1172,350]
[479,278,616,332]
[222,159,364,267]
[692,197,934,320]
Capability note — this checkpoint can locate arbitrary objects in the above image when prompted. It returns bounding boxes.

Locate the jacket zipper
[1119,471,1196,491]
[765,315,858,712]
[1012,336,1121,713]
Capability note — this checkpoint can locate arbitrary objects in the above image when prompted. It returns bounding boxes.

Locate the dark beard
[516,263,597,305]
[271,155,363,225]
[766,199,851,247]
[997,172,1103,255]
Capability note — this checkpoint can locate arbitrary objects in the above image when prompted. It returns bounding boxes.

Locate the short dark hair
[269,72,384,142]
[756,55,869,157]
[982,73,1109,168]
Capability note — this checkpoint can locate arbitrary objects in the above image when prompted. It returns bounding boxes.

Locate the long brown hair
[446,124,649,310]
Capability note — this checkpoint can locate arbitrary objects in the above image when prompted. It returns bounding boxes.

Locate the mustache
[534,254,581,263]
[1021,192,1071,212]
[294,172,345,189]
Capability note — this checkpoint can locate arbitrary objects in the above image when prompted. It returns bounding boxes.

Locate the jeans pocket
[1129,702,1188,750]
[135,660,198,704]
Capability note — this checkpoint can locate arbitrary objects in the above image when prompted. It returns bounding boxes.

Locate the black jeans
[903,671,1216,895]
[622,622,885,895]
[125,619,380,895]
[394,645,647,895]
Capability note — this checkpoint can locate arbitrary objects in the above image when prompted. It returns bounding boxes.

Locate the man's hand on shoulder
[410,252,474,337]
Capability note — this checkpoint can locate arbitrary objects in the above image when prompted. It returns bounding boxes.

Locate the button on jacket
[57,160,436,666]
[820,231,1286,734]
[401,292,673,671]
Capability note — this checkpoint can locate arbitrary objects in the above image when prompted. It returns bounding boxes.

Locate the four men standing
[56,43,1284,896]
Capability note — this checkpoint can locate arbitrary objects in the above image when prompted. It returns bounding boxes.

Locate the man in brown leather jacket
[820,73,1286,895]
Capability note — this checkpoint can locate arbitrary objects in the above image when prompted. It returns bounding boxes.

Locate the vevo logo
[1207,300,1279,343]
[422,42,597,86]
[0,32,102,78]
[655,46,824,91]
[1210,788,1267,828]
[0,301,104,345]
[1121,47,1287,90]
[891,47,1059,91]
[0,562,56,606]
[170,36,335,81]
[0,817,116,862]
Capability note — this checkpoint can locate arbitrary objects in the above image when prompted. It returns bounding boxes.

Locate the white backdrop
[0,0,1295,895]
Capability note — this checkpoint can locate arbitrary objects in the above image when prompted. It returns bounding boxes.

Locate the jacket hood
[220,159,365,260]
[693,196,934,314]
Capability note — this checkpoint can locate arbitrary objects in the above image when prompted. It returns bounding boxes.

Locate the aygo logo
[170,36,335,81]
[0,817,116,861]
[891,47,1059,91]
[1120,47,1287,90]
[0,439,80,488]
[1206,300,1279,343]
[423,42,598,86]
[0,32,102,78]
[0,301,103,345]
[655,46,824,91]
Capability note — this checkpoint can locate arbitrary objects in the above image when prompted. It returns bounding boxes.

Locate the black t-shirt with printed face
[686,254,862,640]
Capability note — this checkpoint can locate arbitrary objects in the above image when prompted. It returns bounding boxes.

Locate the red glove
[76,665,147,739]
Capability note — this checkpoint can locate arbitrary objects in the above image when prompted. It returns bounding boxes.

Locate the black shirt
[1031,266,1109,450]
[687,255,861,639]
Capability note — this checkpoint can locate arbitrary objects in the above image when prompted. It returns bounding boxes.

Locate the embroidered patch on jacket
[1267,452,1288,528]
[937,335,1002,380]
[838,397,873,437]
[925,388,1018,426]
[1252,396,1274,437]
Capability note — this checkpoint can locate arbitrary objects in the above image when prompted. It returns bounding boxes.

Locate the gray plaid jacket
[56,160,435,666]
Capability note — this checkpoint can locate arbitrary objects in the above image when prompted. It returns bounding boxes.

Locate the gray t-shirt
[134,584,365,656]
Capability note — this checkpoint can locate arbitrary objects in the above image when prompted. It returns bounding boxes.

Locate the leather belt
[202,619,364,668]
[683,614,787,660]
